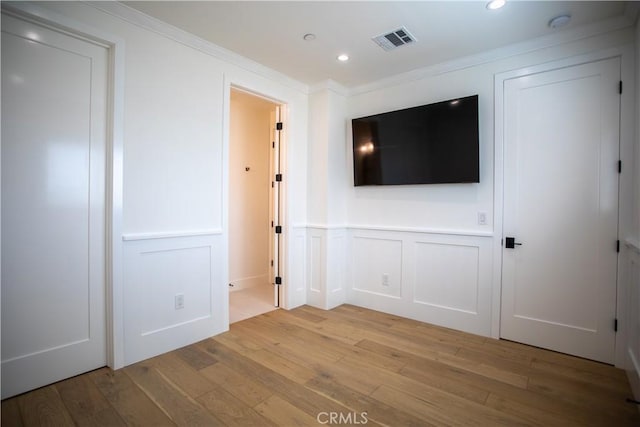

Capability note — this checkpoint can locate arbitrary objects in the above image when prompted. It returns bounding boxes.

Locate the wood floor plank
[199,361,273,407]
[305,374,427,427]
[89,367,175,426]
[253,395,319,426]
[17,385,75,427]
[356,339,490,404]
[198,339,361,420]
[1,397,24,426]
[56,372,126,426]
[197,385,277,427]
[147,352,216,399]
[175,344,218,370]
[3,304,638,427]
[124,361,223,426]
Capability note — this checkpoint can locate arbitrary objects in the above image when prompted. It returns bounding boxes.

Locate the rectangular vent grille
[372,26,416,51]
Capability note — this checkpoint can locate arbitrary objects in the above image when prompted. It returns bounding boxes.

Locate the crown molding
[88,1,309,94]
[350,13,635,96]
[309,79,349,97]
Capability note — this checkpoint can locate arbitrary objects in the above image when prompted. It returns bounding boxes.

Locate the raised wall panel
[347,228,492,336]
[626,243,640,399]
[123,234,224,365]
[310,235,323,293]
[138,246,212,335]
[286,230,307,309]
[352,237,402,298]
[414,242,479,314]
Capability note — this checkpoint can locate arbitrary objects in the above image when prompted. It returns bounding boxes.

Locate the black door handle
[505,237,523,249]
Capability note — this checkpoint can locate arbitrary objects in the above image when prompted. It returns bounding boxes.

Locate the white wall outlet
[382,273,390,287]
[175,294,185,310]
[477,211,488,225]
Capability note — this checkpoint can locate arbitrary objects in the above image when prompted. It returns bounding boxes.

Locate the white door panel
[1,13,108,398]
[501,58,620,363]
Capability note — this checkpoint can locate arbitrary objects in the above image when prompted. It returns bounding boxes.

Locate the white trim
[626,238,640,254]
[306,224,349,231]
[309,79,349,97]
[1,2,126,369]
[351,14,634,96]
[122,229,223,241]
[87,1,308,95]
[348,224,493,237]
[493,45,635,364]
[303,223,493,237]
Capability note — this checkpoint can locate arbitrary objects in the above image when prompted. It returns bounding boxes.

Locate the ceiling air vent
[372,26,417,51]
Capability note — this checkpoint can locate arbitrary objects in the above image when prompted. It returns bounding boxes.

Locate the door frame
[2,3,126,369]
[492,45,635,367]
[223,83,288,319]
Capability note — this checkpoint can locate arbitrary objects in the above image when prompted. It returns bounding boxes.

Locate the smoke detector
[372,26,417,51]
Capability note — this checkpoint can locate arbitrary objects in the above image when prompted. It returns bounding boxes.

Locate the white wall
[229,90,273,291]
[312,26,637,339]
[30,1,309,366]
[624,17,640,400]
[306,85,348,309]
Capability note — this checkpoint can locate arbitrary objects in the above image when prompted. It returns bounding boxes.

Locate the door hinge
[272,141,275,148]
[275,225,282,234]
[619,81,623,94]
[276,122,283,131]
[275,173,282,182]
[617,240,620,253]
[614,318,618,332]
[270,260,274,267]
[618,160,622,174]
[275,276,282,285]
[271,221,274,227]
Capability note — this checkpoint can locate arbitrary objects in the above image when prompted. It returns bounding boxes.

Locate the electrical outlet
[382,273,390,287]
[478,211,487,225]
[175,294,184,310]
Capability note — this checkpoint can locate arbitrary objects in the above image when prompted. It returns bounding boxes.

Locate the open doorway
[229,88,283,323]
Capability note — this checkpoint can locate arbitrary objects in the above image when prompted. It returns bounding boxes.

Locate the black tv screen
[352,95,479,186]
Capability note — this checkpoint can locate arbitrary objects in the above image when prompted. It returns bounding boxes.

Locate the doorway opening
[228,88,284,323]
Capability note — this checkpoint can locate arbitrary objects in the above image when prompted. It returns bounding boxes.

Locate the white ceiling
[124,1,633,88]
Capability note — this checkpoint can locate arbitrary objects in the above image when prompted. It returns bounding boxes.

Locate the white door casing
[500,57,620,364]
[1,13,109,398]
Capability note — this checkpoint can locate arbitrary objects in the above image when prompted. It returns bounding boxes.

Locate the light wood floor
[2,304,639,426]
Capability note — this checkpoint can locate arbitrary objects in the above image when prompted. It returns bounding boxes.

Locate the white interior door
[500,57,620,364]
[1,13,109,398]
[271,106,282,307]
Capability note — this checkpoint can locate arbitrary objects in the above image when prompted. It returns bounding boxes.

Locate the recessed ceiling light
[303,33,316,41]
[548,14,571,29]
[486,0,506,10]
[337,54,349,62]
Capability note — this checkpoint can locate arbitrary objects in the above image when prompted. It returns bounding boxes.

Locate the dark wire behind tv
[352,95,479,186]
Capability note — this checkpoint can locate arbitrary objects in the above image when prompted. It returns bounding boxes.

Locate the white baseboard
[229,274,269,292]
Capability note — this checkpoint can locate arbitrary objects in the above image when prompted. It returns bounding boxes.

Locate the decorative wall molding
[626,237,640,254]
[122,229,223,241]
[348,224,493,237]
[345,228,493,336]
[350,14,635,96]
[87,1,309,94]
[123,234,225,365]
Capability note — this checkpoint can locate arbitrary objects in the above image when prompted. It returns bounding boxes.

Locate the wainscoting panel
[625,239,640,400]
[310,235,324,294]
[352,236,403,298]
[123,233,225,365]
[414,242,479,314]
[286,228,307,309]
[347,228,493,336]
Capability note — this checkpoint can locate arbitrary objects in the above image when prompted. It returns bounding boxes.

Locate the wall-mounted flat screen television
[352,95,479,186]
